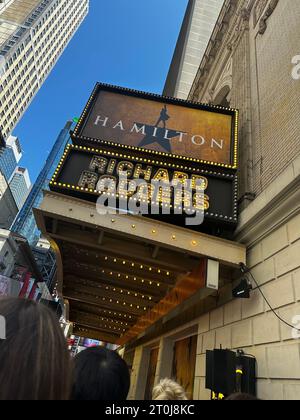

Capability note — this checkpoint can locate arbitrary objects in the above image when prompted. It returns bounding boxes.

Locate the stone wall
[190,0,300,202]
[127,0,300,401]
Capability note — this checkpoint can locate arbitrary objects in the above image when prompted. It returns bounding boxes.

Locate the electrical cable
[240,263,300,333]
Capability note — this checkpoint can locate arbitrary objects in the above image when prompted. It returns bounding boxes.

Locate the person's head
[226,393,259,401]
[0,297,72,400]
[152,379,188,401]
[72,347,130,401]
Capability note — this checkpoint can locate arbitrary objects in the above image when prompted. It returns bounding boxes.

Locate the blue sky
[13,0,188,182]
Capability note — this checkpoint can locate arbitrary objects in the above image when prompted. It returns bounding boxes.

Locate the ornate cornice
[189,0,255,101]
[258,0,279,34]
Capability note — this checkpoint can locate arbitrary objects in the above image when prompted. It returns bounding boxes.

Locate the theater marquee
[72,84,239,169]
[51,83,239,234]
[50,144,238,231]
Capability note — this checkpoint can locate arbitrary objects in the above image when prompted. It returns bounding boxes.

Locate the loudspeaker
[232,279,252,299]
[206,349,236,396]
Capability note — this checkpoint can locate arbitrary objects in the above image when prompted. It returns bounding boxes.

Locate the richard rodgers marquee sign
[72,84,239,169]
[50,145,238,232]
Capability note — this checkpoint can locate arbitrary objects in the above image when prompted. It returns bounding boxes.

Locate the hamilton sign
[72,84,239,169]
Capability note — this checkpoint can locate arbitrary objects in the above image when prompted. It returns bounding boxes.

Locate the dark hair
[0,297,72,400]
[226,393,260,401]
[72,347,130,401]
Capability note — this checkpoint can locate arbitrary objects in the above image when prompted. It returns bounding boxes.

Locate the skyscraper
[163,0,224,99]
[0,169,17,228]
[12,120,73,246]
[0,135,22,182]
[9,166,31,210]
[0,0,89,139]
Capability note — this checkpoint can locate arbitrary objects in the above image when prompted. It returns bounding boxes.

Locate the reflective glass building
[11,121,73,245]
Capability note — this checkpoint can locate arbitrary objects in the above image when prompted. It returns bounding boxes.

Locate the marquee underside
[35,191,246,345]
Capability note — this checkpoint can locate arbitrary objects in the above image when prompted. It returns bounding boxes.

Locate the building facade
[12,120,73,246]
[124,0,300,401]
[0,169,18,228]
[0,0,89,139]
[0,135,22,181]
[0,228,44,299]
[32,0,300,401]
[9,166,31,210]
[163,0,224,99]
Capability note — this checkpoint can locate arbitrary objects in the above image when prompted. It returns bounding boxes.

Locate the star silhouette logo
[136,105,181,153]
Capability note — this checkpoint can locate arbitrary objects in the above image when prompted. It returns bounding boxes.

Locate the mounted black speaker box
[206,349,257,398]
[206,349,236,396]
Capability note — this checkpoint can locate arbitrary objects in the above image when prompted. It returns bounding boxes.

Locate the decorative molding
[189,0,254,102]
[236,156,300,246]
[254,0,268,27]
[258,0,279,35]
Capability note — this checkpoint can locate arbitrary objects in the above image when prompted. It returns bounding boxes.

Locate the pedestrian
[0,297,72,400]
[152,378,188,400]
[72,346,130,400]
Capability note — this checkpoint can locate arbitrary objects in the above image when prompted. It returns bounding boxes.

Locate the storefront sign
[72,84,239,169]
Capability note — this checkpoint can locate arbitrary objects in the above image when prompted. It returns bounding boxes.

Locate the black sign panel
[50,145,238,235]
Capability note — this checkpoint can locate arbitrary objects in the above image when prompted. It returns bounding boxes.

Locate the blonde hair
[152,379,188,401]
